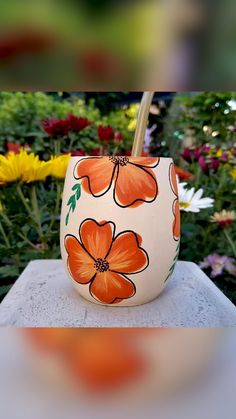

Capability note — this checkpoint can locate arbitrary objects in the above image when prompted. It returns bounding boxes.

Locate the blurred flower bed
[0,92,235,303]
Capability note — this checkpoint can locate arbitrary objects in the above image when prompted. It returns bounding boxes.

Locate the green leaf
[65,213,69,226]
[0,265,19,278]
[0,285,12,297]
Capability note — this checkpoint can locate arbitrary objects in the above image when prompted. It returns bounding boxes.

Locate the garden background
[0,92,235,302]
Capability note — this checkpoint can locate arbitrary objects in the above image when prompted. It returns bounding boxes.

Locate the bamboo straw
[131,91,154,157]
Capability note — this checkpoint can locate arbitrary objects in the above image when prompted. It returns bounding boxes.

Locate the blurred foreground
[0,0,235,89]
[0,328,235,418]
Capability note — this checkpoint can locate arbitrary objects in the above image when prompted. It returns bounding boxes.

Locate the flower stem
[16,232,39,250]
[54,140,60,155]
[68,134,75,152]
[31,185,43,240]
[223,228,236,258]
[0,221,10,248]
[16,184,32,215]
[47,181,62,234]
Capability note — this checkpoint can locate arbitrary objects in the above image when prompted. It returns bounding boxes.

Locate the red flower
[98,125,115,142]
[115,132,123,143]
[67,114,92,133]
[174,165,193,181]
[42,118,69,138]
[71,149,86,157]
[91,148,101,156]
[7,143,21,153]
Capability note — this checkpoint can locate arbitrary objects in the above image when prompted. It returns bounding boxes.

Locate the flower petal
[114,164,158,208]
[107,231,148,274]
[173,199,180,241]
[128,157,159,168]
[80,219,114,260]
[74,157,116,197]
[169,163,178,196]
[90,271,135,304]
[65,235,96,284]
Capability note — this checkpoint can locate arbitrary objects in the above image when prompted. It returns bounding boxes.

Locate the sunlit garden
[0,92,235,302]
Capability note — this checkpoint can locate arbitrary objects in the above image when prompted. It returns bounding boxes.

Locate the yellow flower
[230,168,236,180]
[0,149,51,184]
[22,159,52,183]
[215,149,223,158]
[49,154,70,179]
[126,103,139,132]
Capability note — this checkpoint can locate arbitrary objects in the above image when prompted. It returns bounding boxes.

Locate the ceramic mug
[60,155,180,306]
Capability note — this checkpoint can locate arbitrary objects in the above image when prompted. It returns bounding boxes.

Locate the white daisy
[178,182,214,213]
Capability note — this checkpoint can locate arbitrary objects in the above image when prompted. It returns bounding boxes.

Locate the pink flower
[181,148,193,163]
[210,158,220,171]
[194,146,203,160]
[200,254,236,278]
[115,132,123,143]
[198,156,208,173]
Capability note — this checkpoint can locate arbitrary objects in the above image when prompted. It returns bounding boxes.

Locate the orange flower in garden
[65,218,149,304]
[74,156,159,208]
[172,199,180,241]
[174,165,193,181]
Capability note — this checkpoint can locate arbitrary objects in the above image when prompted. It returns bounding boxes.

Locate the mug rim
[70,154,173,160]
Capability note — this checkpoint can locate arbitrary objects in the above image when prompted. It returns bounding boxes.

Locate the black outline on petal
[64,234,96,284]
[64,217,149,304]
[79,218,116,260]
[172,199,180,242]
[169,162,178,197]
[89,272,136,305]
[113,163,158,208]
[107,230,149,275]
[128,157,160,168]
[73,156,117,198]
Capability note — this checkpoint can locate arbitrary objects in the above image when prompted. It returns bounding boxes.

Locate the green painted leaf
[65,213,70,226]
[67,195,76,208]
[72,183,81,191]
[75,185,81,200]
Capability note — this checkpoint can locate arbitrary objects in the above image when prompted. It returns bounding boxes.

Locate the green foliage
[164,92,236,161]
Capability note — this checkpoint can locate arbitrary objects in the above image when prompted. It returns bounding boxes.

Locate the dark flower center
[109,156,129,166]
[94,258,110,272]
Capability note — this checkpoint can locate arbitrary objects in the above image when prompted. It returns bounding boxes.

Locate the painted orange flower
[169,162,178,197]
[173,199,180,241]
[65,218,149,304]
[74,156,159,208]
[169,163,180,241]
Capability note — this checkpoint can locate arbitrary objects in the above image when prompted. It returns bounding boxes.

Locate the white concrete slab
[0,260,235,327]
